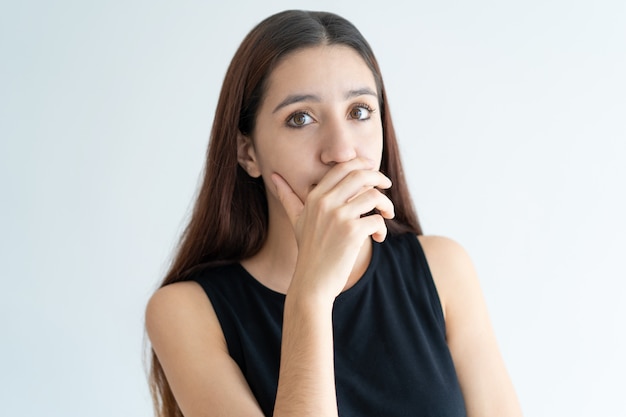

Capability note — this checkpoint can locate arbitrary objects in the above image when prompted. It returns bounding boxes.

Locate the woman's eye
[287,112,314,127]
[349,105,372,120]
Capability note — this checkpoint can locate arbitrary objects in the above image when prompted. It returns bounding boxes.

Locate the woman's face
[239,44,383,207]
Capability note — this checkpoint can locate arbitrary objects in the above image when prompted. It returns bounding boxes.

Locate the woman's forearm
[273,287,338,417]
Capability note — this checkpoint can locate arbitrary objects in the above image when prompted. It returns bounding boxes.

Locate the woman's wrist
[284,277,336,314]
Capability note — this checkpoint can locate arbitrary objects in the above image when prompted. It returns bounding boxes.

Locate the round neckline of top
[234,238,382,302]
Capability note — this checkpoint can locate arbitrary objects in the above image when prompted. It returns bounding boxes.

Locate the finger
[330,170,392,203]
[271,173,304,227]
[312,157,378,195]
[357,213,388,243]
[343,188,395,220]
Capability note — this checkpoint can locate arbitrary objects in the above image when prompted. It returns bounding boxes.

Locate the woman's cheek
[285,175,311,202]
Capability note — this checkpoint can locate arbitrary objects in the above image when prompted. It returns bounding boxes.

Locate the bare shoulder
[417,235,479,317]
[145,280,226,352]
[417,235,475,276]
[146,280,208,311]
[146,280,206,314]
[146,280,213,324]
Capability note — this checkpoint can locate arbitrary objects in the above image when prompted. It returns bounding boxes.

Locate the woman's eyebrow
[272,87,378,114]
[345,87,377,100]
[272,94,320,113]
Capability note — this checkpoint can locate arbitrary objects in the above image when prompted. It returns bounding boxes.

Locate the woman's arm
[146,281,266,417]
[420,235,523,417]
[273,289,336,416]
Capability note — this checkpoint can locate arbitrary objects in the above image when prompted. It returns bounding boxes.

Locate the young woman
[145,10,522,417]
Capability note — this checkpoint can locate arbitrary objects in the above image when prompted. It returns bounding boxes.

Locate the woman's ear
[237,133,262,178]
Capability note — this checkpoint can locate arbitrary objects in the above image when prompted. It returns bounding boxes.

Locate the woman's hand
[271,158,395,300]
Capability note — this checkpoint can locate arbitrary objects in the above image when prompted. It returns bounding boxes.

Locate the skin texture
[145,45,523,417]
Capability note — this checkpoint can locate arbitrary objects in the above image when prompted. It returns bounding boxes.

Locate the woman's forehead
[262,45,377,105]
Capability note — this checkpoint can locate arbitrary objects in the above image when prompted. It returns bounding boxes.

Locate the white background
[1,0,624,416]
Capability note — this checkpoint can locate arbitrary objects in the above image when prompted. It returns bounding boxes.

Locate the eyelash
[352,103,376,120]
[285,110,314,128]
[285,103,377,128]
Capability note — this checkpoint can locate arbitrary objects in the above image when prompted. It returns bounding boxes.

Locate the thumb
[271,173,304,227]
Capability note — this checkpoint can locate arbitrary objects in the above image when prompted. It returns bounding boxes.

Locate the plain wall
[1,0,624,415]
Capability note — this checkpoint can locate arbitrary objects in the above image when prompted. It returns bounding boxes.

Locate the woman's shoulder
[415,235,479,320]
[145,282,265,416]
[146,281,215,337]
[147,280,207,313]
[382,233,474,280]
[145,281,229,384]
[145,263,247,345]
[417,234,474,269]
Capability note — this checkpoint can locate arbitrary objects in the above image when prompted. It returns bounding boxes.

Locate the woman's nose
[319,120,357,165]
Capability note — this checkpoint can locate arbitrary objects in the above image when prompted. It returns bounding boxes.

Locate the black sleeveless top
[192,233,467,416]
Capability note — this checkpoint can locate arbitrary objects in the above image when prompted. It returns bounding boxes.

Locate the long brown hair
[148,10,422,417]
